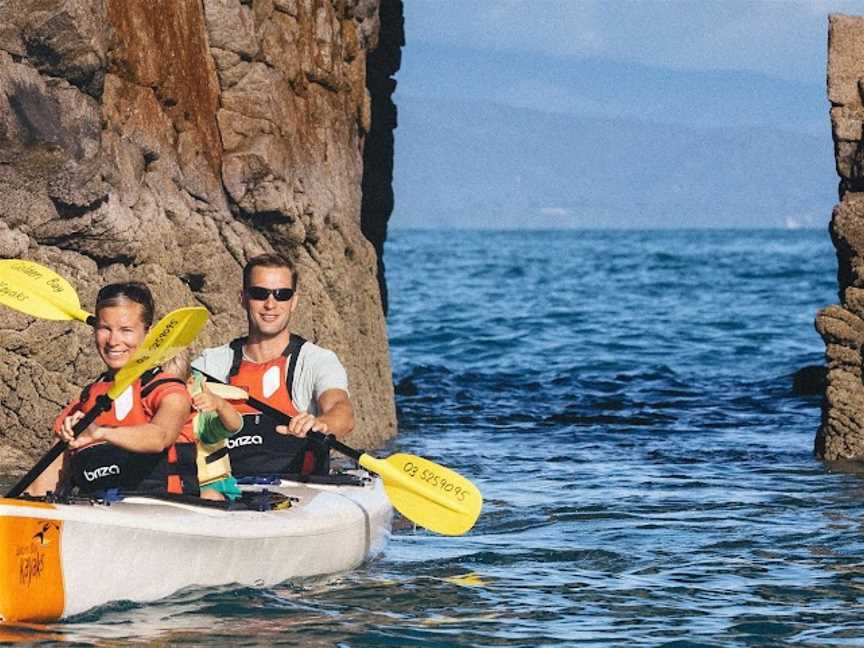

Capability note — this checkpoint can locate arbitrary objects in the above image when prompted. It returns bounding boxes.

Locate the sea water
[4,228,860,647]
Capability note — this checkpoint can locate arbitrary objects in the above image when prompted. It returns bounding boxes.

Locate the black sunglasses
[245,286,295,301]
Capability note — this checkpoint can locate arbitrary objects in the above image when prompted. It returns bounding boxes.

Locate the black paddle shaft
[194,370,362,462]
[6,394,112,498]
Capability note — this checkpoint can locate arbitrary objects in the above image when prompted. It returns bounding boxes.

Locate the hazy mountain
[399,42,829,135]
[390,44,837,229]
[391,95,837,229]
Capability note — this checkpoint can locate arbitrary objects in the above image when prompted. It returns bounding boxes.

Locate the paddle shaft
[193,370,359,461]
[196,370,481,533]
[6,394,112,498]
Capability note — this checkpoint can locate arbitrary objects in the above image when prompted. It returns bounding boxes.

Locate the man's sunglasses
[245,286,295,301]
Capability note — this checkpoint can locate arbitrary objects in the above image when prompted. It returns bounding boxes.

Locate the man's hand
[276,412,329,437]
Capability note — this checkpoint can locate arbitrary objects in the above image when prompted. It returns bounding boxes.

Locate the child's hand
[192,387,223,413]
[194,382,243,434]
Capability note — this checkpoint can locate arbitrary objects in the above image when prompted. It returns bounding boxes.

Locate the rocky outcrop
[816,15,864,458]
[0,0,401,472]
[360,0,401,314]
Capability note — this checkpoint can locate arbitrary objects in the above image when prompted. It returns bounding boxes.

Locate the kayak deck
[0,474,392,623]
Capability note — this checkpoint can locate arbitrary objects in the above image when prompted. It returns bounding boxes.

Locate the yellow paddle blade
[359,452,483,536]
[444,572,488,587]
[0,259,90,323]
[109,307,209,399]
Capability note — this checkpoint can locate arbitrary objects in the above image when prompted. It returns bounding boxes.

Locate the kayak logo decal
[32,522,60,546]
[83,464,121,482]
[227,435,263,449]
[16,519,62,589]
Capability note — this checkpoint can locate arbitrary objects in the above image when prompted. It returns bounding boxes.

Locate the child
[162,350,244,501]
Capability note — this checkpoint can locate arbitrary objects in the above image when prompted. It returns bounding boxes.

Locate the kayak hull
[0,476,392,623]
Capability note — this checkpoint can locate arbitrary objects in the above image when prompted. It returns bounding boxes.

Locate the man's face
[241,266,297,339]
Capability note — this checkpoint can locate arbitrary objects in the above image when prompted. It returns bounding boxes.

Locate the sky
[401,0,864,84]
[391,1,864,229]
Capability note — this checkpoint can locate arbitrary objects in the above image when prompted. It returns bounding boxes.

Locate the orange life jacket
[60,372,198,495]
[225,335,328,476]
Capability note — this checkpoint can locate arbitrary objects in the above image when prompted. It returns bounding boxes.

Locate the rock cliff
[816,15,864,458]
[0,0,402,471]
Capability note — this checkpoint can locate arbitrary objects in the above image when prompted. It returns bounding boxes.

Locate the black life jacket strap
[140,377,186,399]
[78,370,111,404]
[285,335,307,402]
[228,336,247,378]
[204,446,229,464]
[79,368,164,405]
[165,444,198,485]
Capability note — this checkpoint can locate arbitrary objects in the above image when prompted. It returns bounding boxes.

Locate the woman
[28,282,197,496]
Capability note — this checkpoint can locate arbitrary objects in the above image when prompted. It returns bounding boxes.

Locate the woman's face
[94,301,148,371]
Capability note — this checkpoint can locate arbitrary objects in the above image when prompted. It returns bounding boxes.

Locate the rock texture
[816,15,864,459]
[0,0,402,472]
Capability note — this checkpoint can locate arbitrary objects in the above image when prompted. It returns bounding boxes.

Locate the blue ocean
[5,228,859,646]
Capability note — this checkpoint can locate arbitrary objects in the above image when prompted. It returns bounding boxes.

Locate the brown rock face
[816,15,864,459]
[0,0,401,472]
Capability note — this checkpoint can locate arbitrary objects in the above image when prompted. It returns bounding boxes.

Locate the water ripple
[0,230,850,646]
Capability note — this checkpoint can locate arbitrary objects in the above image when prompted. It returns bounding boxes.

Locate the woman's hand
[57,411,85,443]
[68,425,107,449]
[63,412,111,450]
[58,408,108,448]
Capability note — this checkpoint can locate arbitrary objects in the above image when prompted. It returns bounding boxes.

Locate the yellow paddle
[195,370,483,536]
[314,434,483,536]
[0,260,484,534]
[0,259,95,325]
[5,306,209,498]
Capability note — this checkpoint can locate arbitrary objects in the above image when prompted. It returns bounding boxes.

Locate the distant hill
[399,42,829,135]
[390,43,837,229]
[391,95,837,229]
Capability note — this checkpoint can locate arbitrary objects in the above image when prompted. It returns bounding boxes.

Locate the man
[192,253,354,476]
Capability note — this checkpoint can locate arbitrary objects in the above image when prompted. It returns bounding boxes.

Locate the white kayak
[0,473,392,624]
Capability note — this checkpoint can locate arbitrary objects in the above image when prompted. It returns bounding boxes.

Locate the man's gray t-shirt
[191,340,348,416]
